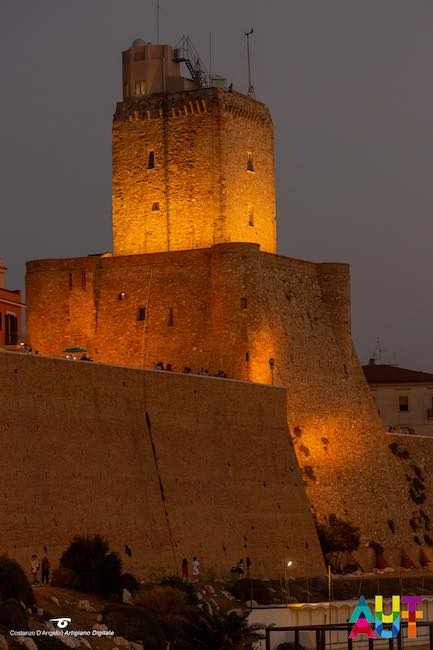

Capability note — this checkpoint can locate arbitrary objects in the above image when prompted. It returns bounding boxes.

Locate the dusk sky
[1,1,433,370]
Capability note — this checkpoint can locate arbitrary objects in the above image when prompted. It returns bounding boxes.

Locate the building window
[168,307,173,326]
[147,150,155,169]
[137,307,146,321]
[152,201,160,211]
[134,80,146,95]
[399,396,409,412]
[240,297,247,309]
[248,205,254,227]
[81,270,86,289]
[69,272,72,290]
[118,292,126,301]
[247,152,254,172]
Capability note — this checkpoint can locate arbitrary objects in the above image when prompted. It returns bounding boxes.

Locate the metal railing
[264,621,433,650]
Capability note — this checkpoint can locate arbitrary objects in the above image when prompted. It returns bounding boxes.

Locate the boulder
[0,634,8,650]
[78,600,96,613]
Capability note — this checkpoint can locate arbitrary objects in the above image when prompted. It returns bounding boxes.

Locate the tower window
[81,271,86,289]
[168,307,173,326]
[399,396,409,412]
[240,298,248,309]
[137,307,146,321]
[248,205,254,226]
[134,80,146,96]
[68,272,72,290]
[152,201,160,211]
[147,150,155,169]
[247,152,254,172]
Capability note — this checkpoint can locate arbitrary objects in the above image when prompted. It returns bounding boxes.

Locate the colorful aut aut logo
[349,595,423,638]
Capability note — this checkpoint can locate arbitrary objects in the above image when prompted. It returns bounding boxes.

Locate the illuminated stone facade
[24,42,433,573]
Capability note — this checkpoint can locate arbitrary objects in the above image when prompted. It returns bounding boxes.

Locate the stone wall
[0,350,324,578]
[112,89,276,256]
[25,242,433,568]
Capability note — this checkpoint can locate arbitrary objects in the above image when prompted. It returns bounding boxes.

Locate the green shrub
[51,567,80,589]
[0,599,28,631]
[159,575,198,605]
[59,535,121,594]
[119,572,139,594]
[0,556,33,606]
[230,579,274,605]
[102,603,166,650]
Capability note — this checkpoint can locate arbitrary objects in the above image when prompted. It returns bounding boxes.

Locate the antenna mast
[244,28,255,96]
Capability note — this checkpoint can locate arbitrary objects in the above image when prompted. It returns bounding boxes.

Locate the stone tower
[112,41,276,256]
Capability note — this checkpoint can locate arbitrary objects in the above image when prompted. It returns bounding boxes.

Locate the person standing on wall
[181,558,189,582]
[30,554,40,585]
[192,556,200,583]
[41,554,50,584]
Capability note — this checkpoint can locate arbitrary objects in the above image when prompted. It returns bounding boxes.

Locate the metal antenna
[244,28,255,96]
[156,0,160,43]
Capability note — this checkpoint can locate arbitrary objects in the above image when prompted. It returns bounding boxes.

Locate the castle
[5,40,433,577]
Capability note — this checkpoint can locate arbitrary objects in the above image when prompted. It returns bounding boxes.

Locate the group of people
[153,362,228,378]
[230,557,251,578]
[30,553,50,585]
[181,556,200,583]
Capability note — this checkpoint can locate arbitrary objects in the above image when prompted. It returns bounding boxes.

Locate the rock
[122,589,133,605]
[246,600,258,608]
[113,637,130,648]
[93,624,108,632]
[36,608,44,617]
[78,600,96,613]
[50,596,61,607]
[96,614,103,623]
[130,643,143,650]
[221,589,235,600]
[18,639,37,650]
[80,640,92,649]
[205,585,215,595]
[59,636,79,648]
[0,634,8,650]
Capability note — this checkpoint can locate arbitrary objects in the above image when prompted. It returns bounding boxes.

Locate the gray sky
[1,0,433,370]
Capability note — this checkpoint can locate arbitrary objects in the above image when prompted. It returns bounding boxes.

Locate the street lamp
[284,560,293,605]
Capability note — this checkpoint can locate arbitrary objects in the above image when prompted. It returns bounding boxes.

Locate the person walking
[41,554,50,584]
[181,558,189,582]
[31,554,40,585]
[192,556,200,583]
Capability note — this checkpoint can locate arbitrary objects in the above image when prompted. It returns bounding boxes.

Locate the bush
[0,599,28,631]
[159,575,198,605]
[316,514,360,570]
[51,567,80,589]
[119,572,139,594]
[230,579,274,605]
[0,555,33,606]
[102,603,166,650]
[59,535,121,594]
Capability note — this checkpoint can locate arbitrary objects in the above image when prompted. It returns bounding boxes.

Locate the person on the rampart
[181,558,189,582]
[192,556,200,583]
[31,554,40,585]
[246,556,251,577]
[41,554,50,584]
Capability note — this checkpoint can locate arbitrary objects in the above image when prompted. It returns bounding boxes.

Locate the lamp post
[284,559,293,605]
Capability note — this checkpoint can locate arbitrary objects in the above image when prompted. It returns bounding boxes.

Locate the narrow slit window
[248,205,254,226]
[81,270,86,289]
[134,80,146,96]
[137,307,146,321]
[247,152,254,172]
[399,396,409,412]
[152,201,160,212]
[240,297,248,309]
[147,150,155,169]
[168,307,173,326]
[68,272,72,290]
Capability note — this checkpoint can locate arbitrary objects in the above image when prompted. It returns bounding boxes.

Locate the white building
[363,359,433,436]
